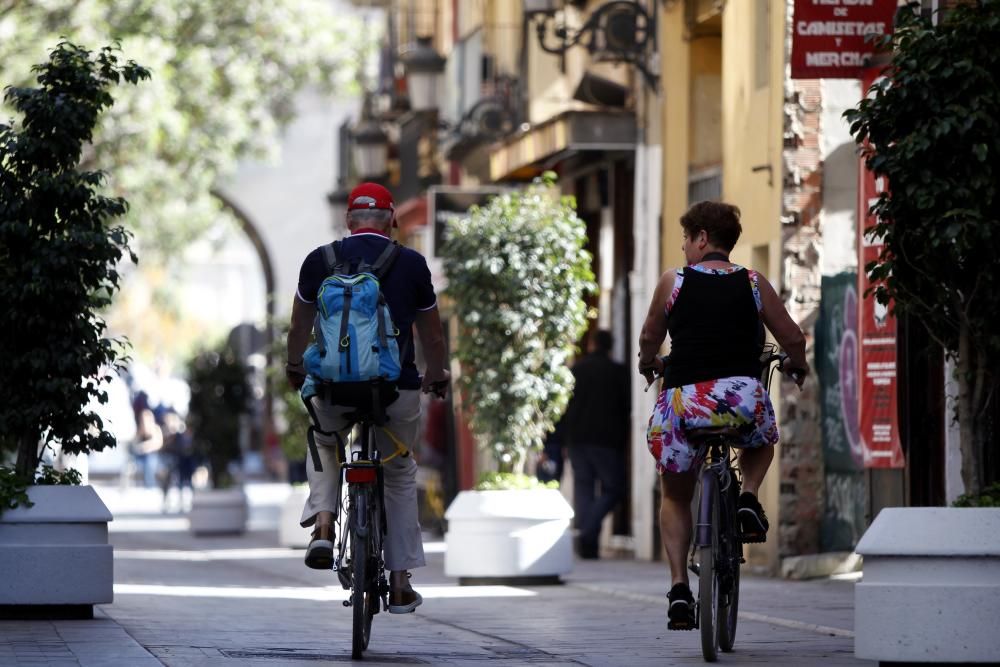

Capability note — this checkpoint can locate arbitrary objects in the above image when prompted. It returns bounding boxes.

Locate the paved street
[0,484,870,666]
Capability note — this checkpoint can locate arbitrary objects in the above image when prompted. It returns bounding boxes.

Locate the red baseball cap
[347,182,394,211]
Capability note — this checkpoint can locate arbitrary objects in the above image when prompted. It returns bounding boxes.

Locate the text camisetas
[796,21,887,36]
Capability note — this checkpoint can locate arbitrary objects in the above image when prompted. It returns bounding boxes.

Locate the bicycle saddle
[686,426,739,447]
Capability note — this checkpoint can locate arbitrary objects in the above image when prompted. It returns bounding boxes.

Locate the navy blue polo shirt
[296,232,437,390]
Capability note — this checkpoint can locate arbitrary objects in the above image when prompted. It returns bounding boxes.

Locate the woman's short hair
[347,208,393,226]
[680,201,742,251]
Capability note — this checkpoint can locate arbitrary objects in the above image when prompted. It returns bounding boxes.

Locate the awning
[395,195,428,234]
[489,110,636,182]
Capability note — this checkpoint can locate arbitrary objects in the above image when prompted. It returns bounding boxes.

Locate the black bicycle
[646,346,798,661]
[687,422,743,661]
[331,409,390,660]
[326,380,446,659]
[687,345,798,661]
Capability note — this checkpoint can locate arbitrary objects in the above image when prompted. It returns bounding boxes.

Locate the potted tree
[185,343,252,535]
[441,173,596,583]
[0,42,149,616]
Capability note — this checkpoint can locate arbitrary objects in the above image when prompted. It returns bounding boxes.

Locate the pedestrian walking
[564,329,629,559]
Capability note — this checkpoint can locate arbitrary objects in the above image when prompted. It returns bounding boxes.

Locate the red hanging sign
[791,0,897,79]
[857,68,904,468]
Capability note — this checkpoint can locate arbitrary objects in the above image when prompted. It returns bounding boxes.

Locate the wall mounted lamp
[400,36,447,113]
[525,0,659,90]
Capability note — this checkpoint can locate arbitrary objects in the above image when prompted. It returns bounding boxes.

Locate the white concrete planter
[278,485,311,548]
[855,507,1000,663]
[0,485,113,615]
[444,489,574,583]
[188,487,248,536]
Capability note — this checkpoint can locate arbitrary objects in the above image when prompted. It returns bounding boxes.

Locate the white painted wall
[181,224,268,329]
[819,79,861,277]
[630,143,662,561]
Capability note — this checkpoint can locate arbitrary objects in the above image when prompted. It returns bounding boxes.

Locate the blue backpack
[302,240,402,411]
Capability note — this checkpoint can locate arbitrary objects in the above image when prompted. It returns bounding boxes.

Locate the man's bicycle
[320,380,446,660]
[330,407,391,660]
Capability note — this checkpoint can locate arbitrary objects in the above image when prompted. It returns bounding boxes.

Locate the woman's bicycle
[646,345,800,662]
[691,345,800,661]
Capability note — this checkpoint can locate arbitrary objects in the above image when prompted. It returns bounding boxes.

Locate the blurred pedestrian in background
[563,329,630,559]
[159,409,196,512]
[130,391,163,488]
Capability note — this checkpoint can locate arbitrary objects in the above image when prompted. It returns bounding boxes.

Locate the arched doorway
[212,189,278,475]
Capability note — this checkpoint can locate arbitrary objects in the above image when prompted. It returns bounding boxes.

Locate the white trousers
[299,389,426,572]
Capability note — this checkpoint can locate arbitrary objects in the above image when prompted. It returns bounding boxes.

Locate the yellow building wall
[722,0,783,270]
[659,7,691,271]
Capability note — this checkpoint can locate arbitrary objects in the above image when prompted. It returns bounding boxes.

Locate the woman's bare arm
[757,275,809,375]
[637,270,676,382]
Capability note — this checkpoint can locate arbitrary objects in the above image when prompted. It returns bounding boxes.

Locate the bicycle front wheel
[699,473,720,662]
[350,489,372,659]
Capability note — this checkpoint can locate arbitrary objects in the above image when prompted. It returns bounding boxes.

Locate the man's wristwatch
[285,359,305,373]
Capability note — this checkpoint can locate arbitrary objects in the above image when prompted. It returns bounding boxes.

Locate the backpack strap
[370,241,402,280]
[321,242,341,276]
[312,243,341,359]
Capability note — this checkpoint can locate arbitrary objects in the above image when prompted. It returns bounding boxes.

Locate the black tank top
[663,266,764,388]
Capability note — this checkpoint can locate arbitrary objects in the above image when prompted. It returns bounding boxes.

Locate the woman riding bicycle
[637,201,808,629]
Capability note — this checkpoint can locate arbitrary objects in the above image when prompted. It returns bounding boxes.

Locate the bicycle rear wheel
[718,481,741,652]
[699,473,720,662]
[350,489,373,659]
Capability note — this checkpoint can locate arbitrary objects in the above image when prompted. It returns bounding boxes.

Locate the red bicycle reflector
[345,466,377,484]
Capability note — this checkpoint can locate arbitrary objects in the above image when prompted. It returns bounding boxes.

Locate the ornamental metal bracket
[529,1,658,91]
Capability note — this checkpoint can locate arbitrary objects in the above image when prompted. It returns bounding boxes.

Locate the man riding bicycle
[637,201,808,629]
[285,182,450,614]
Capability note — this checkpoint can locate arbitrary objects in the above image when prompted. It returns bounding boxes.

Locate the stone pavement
[0,484,872,666]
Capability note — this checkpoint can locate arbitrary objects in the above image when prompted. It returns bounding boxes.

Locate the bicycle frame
[694,440,739,550]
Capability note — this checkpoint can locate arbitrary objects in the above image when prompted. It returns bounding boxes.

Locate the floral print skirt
[647,376,779,475]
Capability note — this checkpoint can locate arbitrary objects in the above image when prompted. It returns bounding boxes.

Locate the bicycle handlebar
[642,351,806,393]
[424,380,449,399]
[765,353,806,387]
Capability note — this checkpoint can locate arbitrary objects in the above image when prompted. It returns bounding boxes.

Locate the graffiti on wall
[816,273,866,551]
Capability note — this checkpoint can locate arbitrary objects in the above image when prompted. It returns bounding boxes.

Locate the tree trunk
[956,323,986,498]
[14,434,39,480]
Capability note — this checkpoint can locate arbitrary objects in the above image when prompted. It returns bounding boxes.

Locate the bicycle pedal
[740,531,767,544]
[667,619,696,631]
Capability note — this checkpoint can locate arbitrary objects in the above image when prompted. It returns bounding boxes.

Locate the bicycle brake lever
[426,380,448,398]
